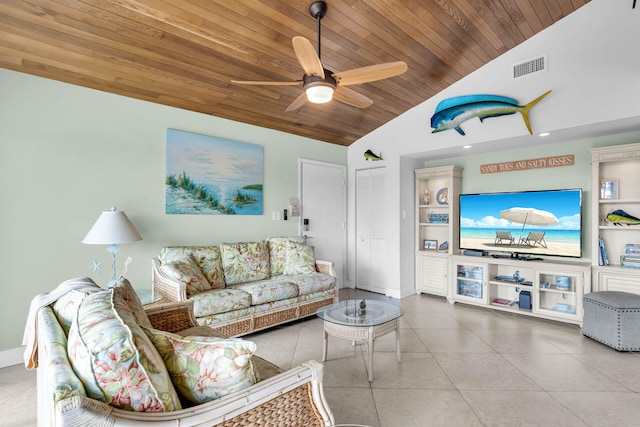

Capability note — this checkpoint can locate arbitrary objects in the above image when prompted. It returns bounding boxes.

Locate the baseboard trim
[0,346,25,368]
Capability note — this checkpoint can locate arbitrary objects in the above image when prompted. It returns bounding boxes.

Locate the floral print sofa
[34,277,334,426]
[151,237,338,337]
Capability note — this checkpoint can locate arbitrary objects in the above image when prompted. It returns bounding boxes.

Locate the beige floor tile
[433,352,542,391]
[370,327,429,354]
[550,391,640,427]
[324,387,381,427]
[401,294,453,313]
[414,328,497,353]
[571,352,640,392]
[402,311,465,329]
[248,329,299,370]
[0,383,37,427]
[367,352,455,390]
[472,328,566,354]
[502,353,628,392]
[537,328,615,354]
[322,353,371,388]
[461,390,587,426]
[373,389,483,427]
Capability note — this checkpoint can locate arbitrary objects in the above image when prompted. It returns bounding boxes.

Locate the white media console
[448,255,591,326]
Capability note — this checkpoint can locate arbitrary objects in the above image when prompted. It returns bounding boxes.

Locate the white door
[356,168,386,293]
[299,159,346,287]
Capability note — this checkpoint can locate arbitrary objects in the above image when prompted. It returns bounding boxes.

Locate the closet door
[356,168,386,292]
[356,170,372,290]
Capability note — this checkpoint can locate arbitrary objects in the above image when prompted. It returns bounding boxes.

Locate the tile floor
[3,288,640,426]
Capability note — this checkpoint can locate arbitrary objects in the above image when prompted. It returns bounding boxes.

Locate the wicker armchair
[37,299,335,426]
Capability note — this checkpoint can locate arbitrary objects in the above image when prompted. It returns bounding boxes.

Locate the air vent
[513,55,547,78]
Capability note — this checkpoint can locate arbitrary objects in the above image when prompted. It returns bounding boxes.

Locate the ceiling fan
[231,1,408,112]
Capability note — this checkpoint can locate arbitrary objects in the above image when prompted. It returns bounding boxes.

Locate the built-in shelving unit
[590,143,640,294]
[414,166,463,297]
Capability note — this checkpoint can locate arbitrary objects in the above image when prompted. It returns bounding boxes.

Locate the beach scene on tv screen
[460,190,582,258]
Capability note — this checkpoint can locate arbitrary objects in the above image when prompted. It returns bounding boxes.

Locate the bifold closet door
[356,168,386,293]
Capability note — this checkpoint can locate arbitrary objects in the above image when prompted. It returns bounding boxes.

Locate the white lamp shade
[82,207,142,245]
[305,84,334,104]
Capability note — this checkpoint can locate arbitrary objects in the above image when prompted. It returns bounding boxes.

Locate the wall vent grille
[513,55,546,78]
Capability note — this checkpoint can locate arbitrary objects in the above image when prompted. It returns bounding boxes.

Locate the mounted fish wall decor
[364,149,383,161]
[430,90,551,136]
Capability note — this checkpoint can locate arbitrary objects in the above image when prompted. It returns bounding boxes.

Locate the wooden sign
[480,154,574,174]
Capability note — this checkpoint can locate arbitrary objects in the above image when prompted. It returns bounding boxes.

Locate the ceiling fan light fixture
[305,83,334,103]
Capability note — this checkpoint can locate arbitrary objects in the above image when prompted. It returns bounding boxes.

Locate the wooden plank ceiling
[0,0,589,146]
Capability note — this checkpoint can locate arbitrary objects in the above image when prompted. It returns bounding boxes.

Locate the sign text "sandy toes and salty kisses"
[480,154,574,174]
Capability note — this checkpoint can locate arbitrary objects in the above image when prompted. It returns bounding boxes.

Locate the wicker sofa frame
[38,300,335,426]
[151,258,338,337]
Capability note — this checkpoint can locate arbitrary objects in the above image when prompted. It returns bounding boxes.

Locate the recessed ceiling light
[463,145,472,149]
[538,132,551,137]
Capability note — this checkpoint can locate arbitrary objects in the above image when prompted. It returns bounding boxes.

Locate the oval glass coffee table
[317,299,403,381]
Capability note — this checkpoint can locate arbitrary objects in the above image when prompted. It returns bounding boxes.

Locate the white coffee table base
[322,317,401,382]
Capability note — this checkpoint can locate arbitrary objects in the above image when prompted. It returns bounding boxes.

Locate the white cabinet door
[356,237,371,290]
[416,254,448,296]
[370,237,387,292]
[356,168,386,292]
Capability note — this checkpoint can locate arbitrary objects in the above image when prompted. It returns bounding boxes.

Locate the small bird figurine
[364,150,383,161]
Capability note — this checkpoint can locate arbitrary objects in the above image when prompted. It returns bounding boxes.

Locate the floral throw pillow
[51,287,101,336]
[111,277,152,329]
[159,246,225,289]
[144,328,257,404]
[67,290,181,412]
[161,253,211,296]
[220,241,270,285]
[283,243,317,275]
[267,236,305,276]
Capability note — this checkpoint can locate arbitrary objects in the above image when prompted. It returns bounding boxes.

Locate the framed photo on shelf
[600,179,618,199]
[423,239,438,250]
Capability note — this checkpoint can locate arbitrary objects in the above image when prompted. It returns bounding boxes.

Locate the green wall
[0,69,346,353]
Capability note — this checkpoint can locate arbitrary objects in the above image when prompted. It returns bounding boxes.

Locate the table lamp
[82,207,142,287]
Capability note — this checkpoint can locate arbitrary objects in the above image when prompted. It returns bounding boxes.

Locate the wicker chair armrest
[151,258,188,302]
[107,360,335,426]
[144,300,198,333]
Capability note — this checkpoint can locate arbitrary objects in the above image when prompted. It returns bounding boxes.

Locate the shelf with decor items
[449,256,590,325]
[590,143,640,295]
[415,165,463,297]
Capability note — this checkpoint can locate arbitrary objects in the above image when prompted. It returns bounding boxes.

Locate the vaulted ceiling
[0,0,589,146]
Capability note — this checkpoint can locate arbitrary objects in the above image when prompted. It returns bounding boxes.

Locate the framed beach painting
[165,129,263,215]
[423,239,438,250]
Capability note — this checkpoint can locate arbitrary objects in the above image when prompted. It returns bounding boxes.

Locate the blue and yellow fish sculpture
[607,209,640,226]
[430,90,552,136]
[364,150,383,161]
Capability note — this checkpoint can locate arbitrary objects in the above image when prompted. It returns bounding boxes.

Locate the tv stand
[449,255,591,325]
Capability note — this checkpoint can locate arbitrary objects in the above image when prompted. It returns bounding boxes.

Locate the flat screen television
[459,188,582,259]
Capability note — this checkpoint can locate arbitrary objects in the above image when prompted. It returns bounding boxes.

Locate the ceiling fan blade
[231,80,301,86]
[285,92,309,112]
[333,61,408,86]
[333,87,373,108]
[292,36,324,77]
